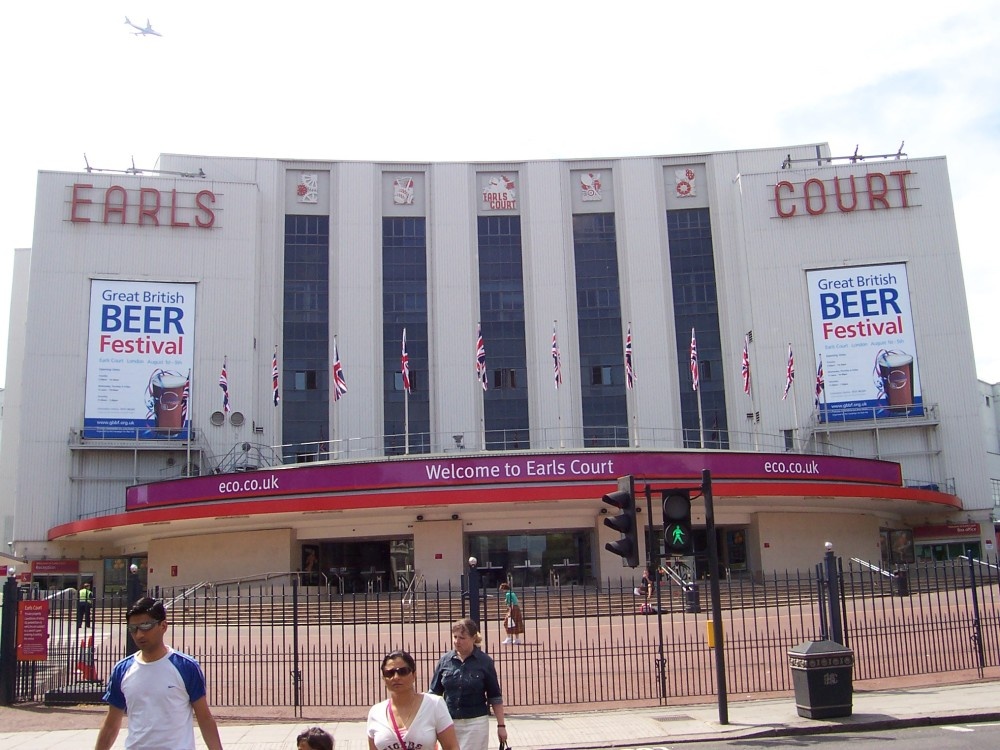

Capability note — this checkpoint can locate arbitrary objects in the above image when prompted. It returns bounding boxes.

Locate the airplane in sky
[124,17,162,37]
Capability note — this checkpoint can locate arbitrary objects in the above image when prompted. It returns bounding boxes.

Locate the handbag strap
[386,701,408,749]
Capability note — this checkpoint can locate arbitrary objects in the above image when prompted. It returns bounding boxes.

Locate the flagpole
[402,328,410,456]
[788,343,799,452]
[404,387,410,456]
[697,387,705,449]
[692,328,704,448]
[625,322,638,447]
[331,336,337,460]
[553,320,563,449]
[748,336,759,451]
[476,323,487,450]
[185,368,192,474]
[791,380,800,454]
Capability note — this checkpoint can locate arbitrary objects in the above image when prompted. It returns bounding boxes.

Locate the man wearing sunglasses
[95,597,223,750]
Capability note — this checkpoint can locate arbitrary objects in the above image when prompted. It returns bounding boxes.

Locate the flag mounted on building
[624,323,635,390]
[332,338,348,401]
[181,370,191,426]
[782,344,794,400]
[219,357,231,413]
[815,355,825,409]
[272,348,280,406]
[551,323,562,389]
[690,328,700,391]
[476,323,487,391]
[741,335,751,397]
[401,328,411,393]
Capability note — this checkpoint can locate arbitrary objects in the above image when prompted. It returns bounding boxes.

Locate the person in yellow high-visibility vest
[77,581,94,629]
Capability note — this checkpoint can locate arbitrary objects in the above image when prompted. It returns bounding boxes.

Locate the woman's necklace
[389,693,422,729]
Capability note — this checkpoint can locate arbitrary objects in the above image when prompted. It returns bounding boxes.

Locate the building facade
[1,142,995,594]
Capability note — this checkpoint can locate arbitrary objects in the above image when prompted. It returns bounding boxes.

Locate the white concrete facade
[1,142,996,590]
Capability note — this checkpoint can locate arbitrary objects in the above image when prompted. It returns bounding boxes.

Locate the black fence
[2,556,998,713]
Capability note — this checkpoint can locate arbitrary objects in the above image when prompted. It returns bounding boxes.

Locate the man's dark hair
[296,726,334,750]
[126,596,167,621]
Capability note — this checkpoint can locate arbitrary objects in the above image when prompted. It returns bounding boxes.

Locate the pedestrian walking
[94,597,223,750]
[499,582,524,643]
[296,726,334,750]
[429,617,508,750]
[367,649,458,750]
[77,581,94,629]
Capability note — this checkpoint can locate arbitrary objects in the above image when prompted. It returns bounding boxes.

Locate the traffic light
[603,475,639,567]
[662,489,693,556]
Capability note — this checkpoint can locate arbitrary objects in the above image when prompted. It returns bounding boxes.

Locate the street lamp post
[125,563,142,656]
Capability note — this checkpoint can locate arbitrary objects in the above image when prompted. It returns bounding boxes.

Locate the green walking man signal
[662,489,693,555]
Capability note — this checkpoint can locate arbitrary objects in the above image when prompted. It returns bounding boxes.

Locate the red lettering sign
[774,170,912,219]
[69,183,217,228]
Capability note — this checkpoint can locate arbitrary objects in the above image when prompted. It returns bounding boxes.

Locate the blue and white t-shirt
[103,647,207,750]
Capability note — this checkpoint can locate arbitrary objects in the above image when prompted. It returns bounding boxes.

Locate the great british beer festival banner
[807,262,922,422]
[84,279,197,440]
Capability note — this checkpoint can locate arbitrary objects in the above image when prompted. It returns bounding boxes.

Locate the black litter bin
[787,639,853,718]
[684,583,701,613]
[892,568,910,597]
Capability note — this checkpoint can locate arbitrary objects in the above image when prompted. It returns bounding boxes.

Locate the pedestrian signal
[662,489,693,556]
[603,475,639,568]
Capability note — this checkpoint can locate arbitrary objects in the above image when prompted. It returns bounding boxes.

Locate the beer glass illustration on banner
[146,370,188,436]
[875,350,914,413]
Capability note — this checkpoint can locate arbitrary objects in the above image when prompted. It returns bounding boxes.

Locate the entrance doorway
[310,539,414,593]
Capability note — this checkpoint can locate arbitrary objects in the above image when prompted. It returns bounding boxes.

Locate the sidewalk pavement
[0,678,998,749]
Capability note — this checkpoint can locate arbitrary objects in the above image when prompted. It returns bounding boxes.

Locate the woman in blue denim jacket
[429,618,508,750]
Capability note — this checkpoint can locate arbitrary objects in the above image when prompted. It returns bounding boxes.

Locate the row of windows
[284,211,725,450]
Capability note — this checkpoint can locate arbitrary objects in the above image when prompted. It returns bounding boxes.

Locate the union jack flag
[624,323,635,390]
[219,358,231,413]
[401,328,411,393]
[741,336,751,397]
[815,355,825,409]
[476,323,487,391]
[782,344,794,401]
[181,371,191,426]
[332,339,348,401]
[272,349,280,406]
[690,328,699,391]
[551,324,562,389]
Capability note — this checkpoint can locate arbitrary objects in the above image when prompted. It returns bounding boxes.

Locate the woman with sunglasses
[366,650,458,750]
[429,618,508,750]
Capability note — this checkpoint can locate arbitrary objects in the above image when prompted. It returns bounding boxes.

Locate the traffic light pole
[702,468,729,725]
[644,483,667,701]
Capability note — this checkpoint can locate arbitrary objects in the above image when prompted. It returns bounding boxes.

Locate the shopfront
[913,523,982,562]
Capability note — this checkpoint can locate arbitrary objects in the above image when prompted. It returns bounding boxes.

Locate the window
[294,371,318,390]
[394,372,417,392]
[592,366,613,386]
[493,369,518,389]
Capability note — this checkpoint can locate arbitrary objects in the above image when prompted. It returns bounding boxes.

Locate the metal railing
[5,556,996,711]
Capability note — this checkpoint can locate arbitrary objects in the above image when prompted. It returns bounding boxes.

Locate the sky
[1,2,998,386]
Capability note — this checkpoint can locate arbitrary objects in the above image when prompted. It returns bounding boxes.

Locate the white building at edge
[1,141,997,596]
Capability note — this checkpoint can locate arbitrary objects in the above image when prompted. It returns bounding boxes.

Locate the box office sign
[84,280,197,440]
[808,263,922,423]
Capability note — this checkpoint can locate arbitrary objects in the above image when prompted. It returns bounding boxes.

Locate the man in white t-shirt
[95,597,223,750]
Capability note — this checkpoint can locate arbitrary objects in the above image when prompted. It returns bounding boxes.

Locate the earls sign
[773,170,912,218]
[69,182,217,228]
